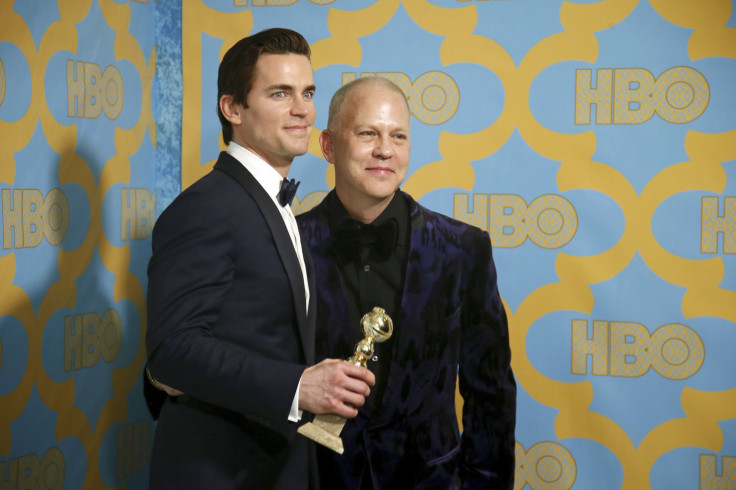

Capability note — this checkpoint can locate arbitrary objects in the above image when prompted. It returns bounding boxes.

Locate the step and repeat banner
[1,0,734,489]
[1,1,158,488]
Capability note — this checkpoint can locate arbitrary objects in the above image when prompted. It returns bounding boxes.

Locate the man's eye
[273,91,286,98]
[303,92,314,100]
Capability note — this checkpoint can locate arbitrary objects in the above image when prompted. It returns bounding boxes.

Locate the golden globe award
[297,306,393,454]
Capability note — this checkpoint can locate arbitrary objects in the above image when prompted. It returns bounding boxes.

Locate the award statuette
[297,306,393,454]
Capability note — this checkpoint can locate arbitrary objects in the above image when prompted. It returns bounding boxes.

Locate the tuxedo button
[372,356,378,362]
[363,265,371,272]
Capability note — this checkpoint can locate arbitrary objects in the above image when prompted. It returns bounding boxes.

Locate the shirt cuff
[288,374,304,423]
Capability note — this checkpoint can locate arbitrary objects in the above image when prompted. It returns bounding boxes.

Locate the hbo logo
[2,188,69,249]
[117,422,153,480]
[572,320,704,380]
[454,193,577,249]
[576,66,708,124]
[516,441,576,490]
[64,309,123,372]
[0,447,64,490]
[67,60,123,119]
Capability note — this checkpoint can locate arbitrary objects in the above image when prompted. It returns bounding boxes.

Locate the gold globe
[361,307,393,343]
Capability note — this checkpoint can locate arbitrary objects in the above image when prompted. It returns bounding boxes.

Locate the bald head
[327,77,410,133]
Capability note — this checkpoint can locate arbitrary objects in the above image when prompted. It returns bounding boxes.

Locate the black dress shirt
[325,191,410,406]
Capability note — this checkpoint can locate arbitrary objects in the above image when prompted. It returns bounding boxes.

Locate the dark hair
[217,28,311,145]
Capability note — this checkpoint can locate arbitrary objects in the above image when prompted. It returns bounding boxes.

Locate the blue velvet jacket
[297,191,516,489]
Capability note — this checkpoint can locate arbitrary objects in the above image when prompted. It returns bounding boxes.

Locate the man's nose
[292,96,310,116]
[373,136,394,159]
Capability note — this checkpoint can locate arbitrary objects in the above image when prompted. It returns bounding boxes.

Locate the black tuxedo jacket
[146,152,317,489]
[298,191,516,489]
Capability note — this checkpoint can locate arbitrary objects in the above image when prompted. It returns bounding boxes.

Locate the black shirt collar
[326,190,409,245]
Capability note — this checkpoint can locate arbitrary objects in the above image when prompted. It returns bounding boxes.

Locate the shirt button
[363,265,371,272]
[372,356,378,362]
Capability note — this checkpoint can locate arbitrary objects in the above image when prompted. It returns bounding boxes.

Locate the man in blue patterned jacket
[297,76,516,489]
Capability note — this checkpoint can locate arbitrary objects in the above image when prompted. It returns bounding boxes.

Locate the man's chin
[288,143,311,158]
[365,189,398,203]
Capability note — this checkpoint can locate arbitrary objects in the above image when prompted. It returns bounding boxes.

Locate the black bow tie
[278,178,300,207]
[334,218,398,264]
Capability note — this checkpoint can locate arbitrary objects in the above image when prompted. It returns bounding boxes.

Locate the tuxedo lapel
[301,232,317,364]
[214,153,314,364]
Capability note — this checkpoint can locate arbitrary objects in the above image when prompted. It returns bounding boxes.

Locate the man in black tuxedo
[297,76,517,489]
[145,28,374,489]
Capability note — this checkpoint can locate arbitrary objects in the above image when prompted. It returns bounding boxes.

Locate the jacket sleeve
[145,180,305,437]
[458,228,517,489]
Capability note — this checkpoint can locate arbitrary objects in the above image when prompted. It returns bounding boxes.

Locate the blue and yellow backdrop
[1,1,734,488]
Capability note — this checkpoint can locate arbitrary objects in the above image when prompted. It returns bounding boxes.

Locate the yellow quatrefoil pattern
[1,1,734,489]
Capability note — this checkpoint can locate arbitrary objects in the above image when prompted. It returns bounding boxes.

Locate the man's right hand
[298,359,375,418]
[147,366,184,397]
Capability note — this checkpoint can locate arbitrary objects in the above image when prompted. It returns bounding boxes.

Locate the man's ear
[219,95,241,125]
[319,129,334,164]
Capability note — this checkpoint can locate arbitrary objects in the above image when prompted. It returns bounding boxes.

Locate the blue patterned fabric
[153,0,182,215]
